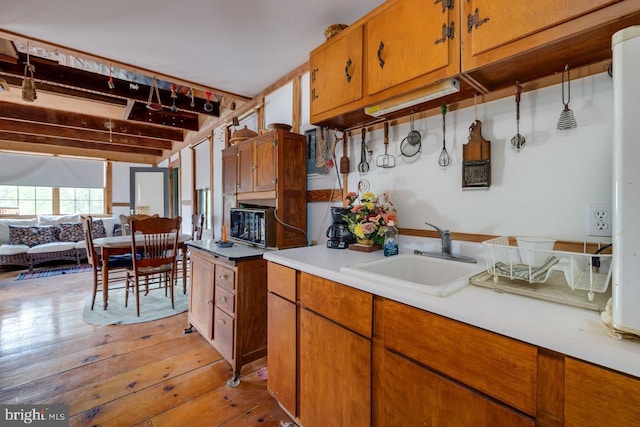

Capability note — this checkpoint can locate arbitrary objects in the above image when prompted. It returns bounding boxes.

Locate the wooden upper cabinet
[366,0,458,95]
[222,145,237,195]
[236,141,254,194]
[254,137,277,192]
[461,0,637,91]
[310,24,364,117]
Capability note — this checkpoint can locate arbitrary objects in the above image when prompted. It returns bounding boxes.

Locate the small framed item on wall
[305,128,332,176]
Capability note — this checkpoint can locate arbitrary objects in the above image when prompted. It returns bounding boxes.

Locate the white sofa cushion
[27,241,77,254]
[37,214,81,226]
[0,244,29,255]
[0,217,38,244]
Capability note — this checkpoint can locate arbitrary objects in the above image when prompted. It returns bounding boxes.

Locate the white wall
[111,162,150,218]
[340,73,613,243]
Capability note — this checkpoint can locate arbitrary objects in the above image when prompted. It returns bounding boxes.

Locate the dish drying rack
[482,236,612,302]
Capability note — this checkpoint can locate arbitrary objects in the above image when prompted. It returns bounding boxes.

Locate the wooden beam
[0,131,163,156]
[126,101,200,131]
[0,140,159,163]
[0,54,221,117]
[0,118,172,150]
[0,100,183,140]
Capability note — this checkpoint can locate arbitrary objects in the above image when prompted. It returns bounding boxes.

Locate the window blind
[194,140,210,190]
[0,152,104,188]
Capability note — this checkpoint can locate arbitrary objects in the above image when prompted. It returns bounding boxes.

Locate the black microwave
[229,207,276,248]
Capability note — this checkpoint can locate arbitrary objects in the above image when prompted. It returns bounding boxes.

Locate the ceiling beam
[126,101,199,131]
[0,140,159,163]
[0,100,183,141]
[0,131,163,156]
[0,118,172,150]
[0,53,220,117]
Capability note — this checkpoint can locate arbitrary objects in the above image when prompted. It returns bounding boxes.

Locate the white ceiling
[0,0,386,98]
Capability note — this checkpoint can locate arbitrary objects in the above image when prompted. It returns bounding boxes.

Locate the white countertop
[264,244,640,378]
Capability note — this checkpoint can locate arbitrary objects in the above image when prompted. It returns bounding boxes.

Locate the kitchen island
[185,240,270,387]
[264,244,640,426]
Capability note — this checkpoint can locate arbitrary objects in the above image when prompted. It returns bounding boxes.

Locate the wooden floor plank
[0,266,294,426]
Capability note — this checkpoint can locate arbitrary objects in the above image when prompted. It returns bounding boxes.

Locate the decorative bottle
[383,221,399,257]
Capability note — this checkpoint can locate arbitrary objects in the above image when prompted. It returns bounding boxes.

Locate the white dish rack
[483,236,613,302]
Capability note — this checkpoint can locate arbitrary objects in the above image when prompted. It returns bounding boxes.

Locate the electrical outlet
[587,203,612,236]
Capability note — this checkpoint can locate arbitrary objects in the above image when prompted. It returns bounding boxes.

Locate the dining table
[92,233,192,309]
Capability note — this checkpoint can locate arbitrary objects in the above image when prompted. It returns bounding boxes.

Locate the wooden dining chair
[177,213,205,284]
[120,213,159,236]
[82,215,132,310]
[125,216,182,317]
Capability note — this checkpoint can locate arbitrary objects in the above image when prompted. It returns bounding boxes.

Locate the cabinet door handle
[345,57,352,83]
[377,41,385,69]
[219,274,228,280]
[208,300,213,305]
[217,318,226,325]
[217,296,227,303]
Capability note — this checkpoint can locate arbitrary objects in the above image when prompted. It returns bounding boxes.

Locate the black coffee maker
[326,207,355,249]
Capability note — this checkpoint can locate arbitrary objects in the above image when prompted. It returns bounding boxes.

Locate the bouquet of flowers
[343,191,397,246]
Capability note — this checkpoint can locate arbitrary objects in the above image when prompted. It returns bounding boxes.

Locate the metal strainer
[557,65,577,130]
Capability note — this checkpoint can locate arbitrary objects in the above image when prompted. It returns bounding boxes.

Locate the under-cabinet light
[364,78,460,117]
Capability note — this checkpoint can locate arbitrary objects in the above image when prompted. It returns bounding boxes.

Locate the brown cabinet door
[254,136,277,192]
[236,141,254,193]
[213,307,234,362]
[222,145,238,195]
[374,346,534,426]
[367,0,457,95]
[299,309,371,427]
[189,250,215,341]
[462,0,618,71]
[565,358,640,426]
[310,25,364,117]
[267,292,297,416]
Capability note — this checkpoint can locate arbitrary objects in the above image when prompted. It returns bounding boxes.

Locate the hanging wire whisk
[557,64,577,130]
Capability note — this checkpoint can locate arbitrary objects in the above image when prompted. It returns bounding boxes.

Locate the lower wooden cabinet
[188,247,267,386]
[299,308,371,427]
[374,345,534,426]
[266,263,640,426]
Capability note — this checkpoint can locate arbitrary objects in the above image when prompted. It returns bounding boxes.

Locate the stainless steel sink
[340,254,484,297]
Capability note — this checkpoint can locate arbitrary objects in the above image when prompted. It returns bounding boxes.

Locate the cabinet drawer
[215,286,235,316]
[299,272,372,338]
[381,299,537,416]
[267,262,296,301]
[215,265,235,291]
[214,307,234,361]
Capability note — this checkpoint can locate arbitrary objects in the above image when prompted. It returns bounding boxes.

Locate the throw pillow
[91,219,107,239]
[59,222,84,242]
[9,225,59,247]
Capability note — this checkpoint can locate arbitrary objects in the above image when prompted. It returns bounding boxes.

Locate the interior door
[129,167,169,216]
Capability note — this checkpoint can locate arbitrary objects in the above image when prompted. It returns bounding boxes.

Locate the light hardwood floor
[0,265,293,426]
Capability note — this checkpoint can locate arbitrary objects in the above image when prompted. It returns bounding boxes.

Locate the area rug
[82,284,189,326]
[16,265,92,281]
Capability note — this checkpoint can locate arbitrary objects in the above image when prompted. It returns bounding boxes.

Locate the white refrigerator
[612,25,640,334]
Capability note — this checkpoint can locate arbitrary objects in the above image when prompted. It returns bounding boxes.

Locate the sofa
[0,214,118,272]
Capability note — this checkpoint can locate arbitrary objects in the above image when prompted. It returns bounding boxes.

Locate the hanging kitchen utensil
[108,66,115,90]
[21,43,36,102]
[339,131,350,174]
[438,104,451,167]
[358,127,370,174]
[400,112,421,157]
[462,120,491,188]
[146,77,163,111]
[557,64,577,130]
[187,87,195,107]
[377,122,396,168]
[170,83,178,112]
[511,82,526,151]
[204,91,214,112]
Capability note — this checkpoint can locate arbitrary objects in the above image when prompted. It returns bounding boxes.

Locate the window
[0,185,52,215]
[197,188,211,230]
[59,187,104,214]
[0,185,103,215]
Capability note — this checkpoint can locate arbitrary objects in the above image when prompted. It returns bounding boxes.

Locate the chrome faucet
[414,222,477,263]
[425,222,452,255]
